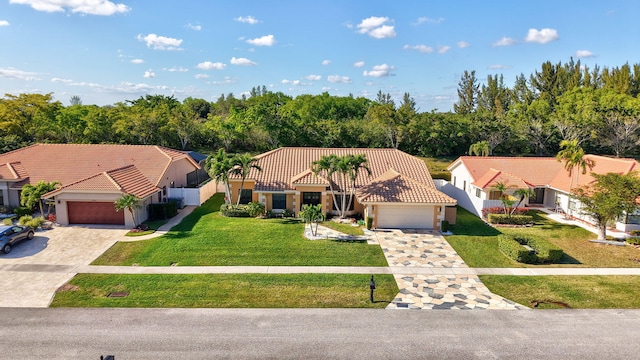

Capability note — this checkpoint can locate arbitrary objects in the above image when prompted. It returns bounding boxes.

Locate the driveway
[0,226,128,307]
[375,229,526,310]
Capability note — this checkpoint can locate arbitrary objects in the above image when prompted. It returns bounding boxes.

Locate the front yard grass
[446,207,640,268]
[93,194,387,266]
[51,273,398,308]
[321,221,365,236]
[480,275,640,309]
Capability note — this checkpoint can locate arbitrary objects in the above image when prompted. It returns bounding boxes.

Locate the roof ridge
[7,161,20,179]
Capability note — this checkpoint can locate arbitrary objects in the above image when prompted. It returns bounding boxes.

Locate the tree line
[1,59,639,158]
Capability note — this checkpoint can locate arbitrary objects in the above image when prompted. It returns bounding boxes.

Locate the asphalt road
[1,308,638,359]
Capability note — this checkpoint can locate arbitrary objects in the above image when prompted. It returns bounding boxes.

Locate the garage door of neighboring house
[67,201,125,225]
[377,205,435,229]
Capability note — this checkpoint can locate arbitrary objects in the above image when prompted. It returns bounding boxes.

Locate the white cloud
[230,57,256,66]
[403,44,433,53]
[413,16,444,25]
[576,50,594,58]
[353,61,365,67]
[525,28,559,44]
[363,64,394,77]
[51,77,72,83]
[246,34,276,46]
[493,36,517,47]
[213,76,236,85]
[281,79,301,86]
[321,86,332,91]
[0,20,9,26]
[327,75,351,83]
[137,33,183,51]
[321,60,331,65]
[235,15,259,24]
[164,66,189,72]
[0,67,38,80]
[304,74,322,81]
[195,74,209,79]
[131,58,144,64]
[10,0,129,15]
[143,70,156,78]
[457,41,470,48]
[186,23,201,31]
[437,45,451,54]
[196,61,226,70]
[356,16,396,39]
[488,64,512,70]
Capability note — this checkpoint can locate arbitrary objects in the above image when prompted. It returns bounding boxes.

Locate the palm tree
[114,194,141,227]
[491,182,515,215]
[556,139,595,218]
[230,153,262,206]
[299,204,325,237]
[469,141,490,156]
[20,180,60,218]
[510,188,536,216]
[345,154,371,217]
[311,154,340,216]
[205,149,234,204]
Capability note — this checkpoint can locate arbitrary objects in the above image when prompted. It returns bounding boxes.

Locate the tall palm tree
[230,153,263,206]
[114,194,141,227]
[345,154,371,217]
[556,139,595,218]
[311,154,340,216]
[205,149,234,204]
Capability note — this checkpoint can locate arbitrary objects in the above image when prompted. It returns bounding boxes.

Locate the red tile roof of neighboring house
[244,147,455,205]
[450,154,640,193]
[0,144,199,197]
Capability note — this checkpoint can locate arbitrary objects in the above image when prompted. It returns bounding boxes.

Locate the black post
[369,275,376,303]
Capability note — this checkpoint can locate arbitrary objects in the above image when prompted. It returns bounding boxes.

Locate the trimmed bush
[220,204,250,217]
[14,206,32,217]
[2,218,13,226]
[482,206,531,218]
[149,202,178,220]
[629,230,640,236]
[626,237,640,245]
[365,217,373,230]
[18,215,32,226]
[499,234,563,264]
[26,217,45,229]
[245,202,265,217]
[487,214,533,225]
[441,220,450,232]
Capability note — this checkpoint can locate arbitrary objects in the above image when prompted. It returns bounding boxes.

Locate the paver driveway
[375,229,526,310]
[0,226,128,307]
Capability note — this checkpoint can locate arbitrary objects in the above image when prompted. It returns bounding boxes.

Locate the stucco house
[446,155,640,232]
[0,144,201,227]
[227,147,456,230]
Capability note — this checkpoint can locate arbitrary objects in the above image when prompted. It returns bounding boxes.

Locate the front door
[301,192,321,209]
[531,187,545,204]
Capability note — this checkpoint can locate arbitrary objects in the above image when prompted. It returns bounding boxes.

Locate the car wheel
[2,244,10,254]
[27,231,34,240]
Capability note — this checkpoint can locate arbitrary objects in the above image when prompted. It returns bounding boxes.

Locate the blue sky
[1,0,638,111]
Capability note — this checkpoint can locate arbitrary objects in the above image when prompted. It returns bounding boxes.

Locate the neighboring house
[0,144,201,227]
[446,155,640,232]
[227,147,456,230]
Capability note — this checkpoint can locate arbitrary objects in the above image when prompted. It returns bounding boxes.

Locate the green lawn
[480,275,640,309]
[321,221,365,236]
[51,273,398,308]
[93,194,387,266]
[446,207,640,268]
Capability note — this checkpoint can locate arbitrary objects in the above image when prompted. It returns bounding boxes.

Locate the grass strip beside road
[480,275,640,309]
[93,194,387,267]
[51,273,398,308]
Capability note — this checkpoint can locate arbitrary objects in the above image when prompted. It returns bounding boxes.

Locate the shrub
[0,205,10,214]
[245,202,265,217]
[2,218,13,226]
[148,202,178,220]
[282,209,293,218]
[482,207,531,218]
[441,220,450,232]
[365,217,373,230]
[499,234,563,264]
[18,215,32,226]
[626,237,640,245]
[14,206,32,217]
[47,214,56,222]
[26,217,45,229]
[629,230,640,236]
[487,214,533,225]
[220,204,250,217]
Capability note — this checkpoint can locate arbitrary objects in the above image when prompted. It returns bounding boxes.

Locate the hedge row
[149,202,178,220]
[482,207,530,217]
[498,234,563,264]
[487,214,533,225]
[220,204,250,217]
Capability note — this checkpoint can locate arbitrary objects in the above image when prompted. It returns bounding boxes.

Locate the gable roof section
[357,169,456,204]
[0,162,24,181]
[472,168,534,190]
[247,147,452,205]
[450,156,562,187]
[548,154,640,192]
[0,144,199,188]
[44,165,158,199]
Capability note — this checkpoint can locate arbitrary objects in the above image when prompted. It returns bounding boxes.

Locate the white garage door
[377,205,435,229]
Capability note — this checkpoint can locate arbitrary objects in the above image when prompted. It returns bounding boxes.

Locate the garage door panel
[67,201,124,225]
[377,205,434,229]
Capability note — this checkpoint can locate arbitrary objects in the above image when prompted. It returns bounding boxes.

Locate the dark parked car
[0,225,34,254]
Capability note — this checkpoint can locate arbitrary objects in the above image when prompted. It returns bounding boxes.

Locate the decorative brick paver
[374,229,526,310]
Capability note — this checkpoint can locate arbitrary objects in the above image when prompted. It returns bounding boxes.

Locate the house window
[162,186,167,196]
[301,192,321,209]
[568,198,577,211]
[332,195,355,211]
[626,214,640,225]
[453,176,457,187]
[0,190,4,206]
[489,190,502,200]
[463,180,466,191]
[475,188,481,198]
[239,189,252,204]
[158,191,162,203]
[555,194,562,205]
[272,194,286,210]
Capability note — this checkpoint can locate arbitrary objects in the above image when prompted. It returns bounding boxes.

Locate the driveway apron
[376,229,526,310]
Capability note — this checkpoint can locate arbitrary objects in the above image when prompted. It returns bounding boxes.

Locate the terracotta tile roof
[357,169,456,204]
[473,168,534,189]
[548,154,640,192]
[247,147,452,205]
[44,165,158,199]
[0,162,22,181]
[0,143,199,188]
